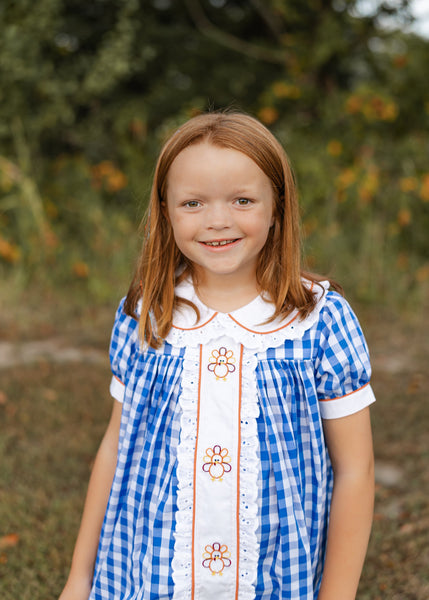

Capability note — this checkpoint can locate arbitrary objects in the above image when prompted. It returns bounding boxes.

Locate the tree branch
[183,0,288,65]
[248,0,284,42]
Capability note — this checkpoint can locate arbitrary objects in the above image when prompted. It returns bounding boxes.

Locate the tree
[1,0,427,302]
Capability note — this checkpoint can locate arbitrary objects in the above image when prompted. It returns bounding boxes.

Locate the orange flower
[335,168,356,190]
[327,140,343,157]
[0,533,19,549]
[420,174,429,202]
[415,263,429,283]
[106,171,127,193]
[346,92,397,121]
[72,261,90,278]
[380,101,398,121]
[0,238,21,263]
[272,82,301,99]
[91,161,127,193]
[358,188,372,204]
[397,208,411,227]
[399,177,418,193]
[345,95,362,114]
[258,107,279,125]
[359,169,380,204]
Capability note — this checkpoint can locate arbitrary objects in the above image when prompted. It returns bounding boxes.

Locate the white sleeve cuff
[110,375,125,403]
[320,383,376,420]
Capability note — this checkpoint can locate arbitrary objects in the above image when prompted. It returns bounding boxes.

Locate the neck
[193,272,260,313]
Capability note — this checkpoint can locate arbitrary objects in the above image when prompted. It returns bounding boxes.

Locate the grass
[358,311,429,599]
[0,293,428,599]
[0,361,112,599]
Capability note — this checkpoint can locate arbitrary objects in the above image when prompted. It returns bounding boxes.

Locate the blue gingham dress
[89,280,375,600]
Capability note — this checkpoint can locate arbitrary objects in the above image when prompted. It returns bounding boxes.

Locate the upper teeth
[205,240,235,246]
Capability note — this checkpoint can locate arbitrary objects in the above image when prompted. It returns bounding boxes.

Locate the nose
[205,201,231,230]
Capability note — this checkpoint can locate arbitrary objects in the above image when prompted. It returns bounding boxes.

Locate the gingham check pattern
[90,292,373,600]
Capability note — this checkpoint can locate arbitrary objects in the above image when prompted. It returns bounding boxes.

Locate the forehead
[167,142,272,191]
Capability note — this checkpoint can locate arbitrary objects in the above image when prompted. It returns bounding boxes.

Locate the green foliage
[0,0,428,306]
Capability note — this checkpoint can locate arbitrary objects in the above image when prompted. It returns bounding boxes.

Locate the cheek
[252,210,275,243]
[254,216,276,255]
[257,196,276,233]
[169,215,192,244]
[167,215,199,262]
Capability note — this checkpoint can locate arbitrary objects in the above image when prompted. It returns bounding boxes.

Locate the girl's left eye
[236,197,251,206]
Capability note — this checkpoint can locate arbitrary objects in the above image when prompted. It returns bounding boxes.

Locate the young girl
[59,112,375,600]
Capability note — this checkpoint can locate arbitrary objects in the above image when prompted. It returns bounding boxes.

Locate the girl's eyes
[182,197,252,208]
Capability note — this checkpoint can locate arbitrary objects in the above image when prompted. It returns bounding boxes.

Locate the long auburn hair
[124,111,341,348]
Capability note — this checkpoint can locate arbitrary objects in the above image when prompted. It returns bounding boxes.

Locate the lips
[202,239,237,247]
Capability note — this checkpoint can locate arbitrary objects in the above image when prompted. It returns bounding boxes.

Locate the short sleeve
[109,298,139,403]
[315,293,376,419]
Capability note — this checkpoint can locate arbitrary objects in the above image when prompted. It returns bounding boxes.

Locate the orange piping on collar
[227,310,300,335]
[172,311,218,331]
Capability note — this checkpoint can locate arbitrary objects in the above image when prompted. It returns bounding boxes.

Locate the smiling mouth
[202,239,239,247]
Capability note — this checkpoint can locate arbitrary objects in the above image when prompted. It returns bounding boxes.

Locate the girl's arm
[58,398,122,600]
[318,406,374,600]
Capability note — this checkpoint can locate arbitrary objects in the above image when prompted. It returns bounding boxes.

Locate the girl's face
[165,142,275,289]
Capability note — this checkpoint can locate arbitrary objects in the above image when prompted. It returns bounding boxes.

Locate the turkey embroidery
[202,445,232,481]
[202,543,232,576]
[207,347,236,381]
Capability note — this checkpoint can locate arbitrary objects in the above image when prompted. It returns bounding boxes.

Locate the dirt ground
[0,295,428,599]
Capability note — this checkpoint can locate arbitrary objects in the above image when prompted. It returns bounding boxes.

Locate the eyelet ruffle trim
[237,350,260,597]
[171,347,199,598]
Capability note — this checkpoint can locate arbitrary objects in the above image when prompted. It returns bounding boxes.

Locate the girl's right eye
[236,197,251,206]
[184,200,200,208]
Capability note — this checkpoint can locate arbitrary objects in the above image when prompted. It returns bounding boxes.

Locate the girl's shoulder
[110,296,182,357]
[112,296,139,336]
[109,297,140,360]
[312,288,371,371]
[317,287,363,331]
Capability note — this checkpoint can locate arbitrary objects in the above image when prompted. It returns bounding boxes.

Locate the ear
[270,191,277,227]
[270,203,276,228]
[161,200,169,221]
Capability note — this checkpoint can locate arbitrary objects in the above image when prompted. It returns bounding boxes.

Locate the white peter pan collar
[165,278,329,351]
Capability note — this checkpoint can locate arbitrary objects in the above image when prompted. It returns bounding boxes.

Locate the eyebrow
[175,187,257,198]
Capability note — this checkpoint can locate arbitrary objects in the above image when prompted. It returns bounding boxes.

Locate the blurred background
[0,1,428,598]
